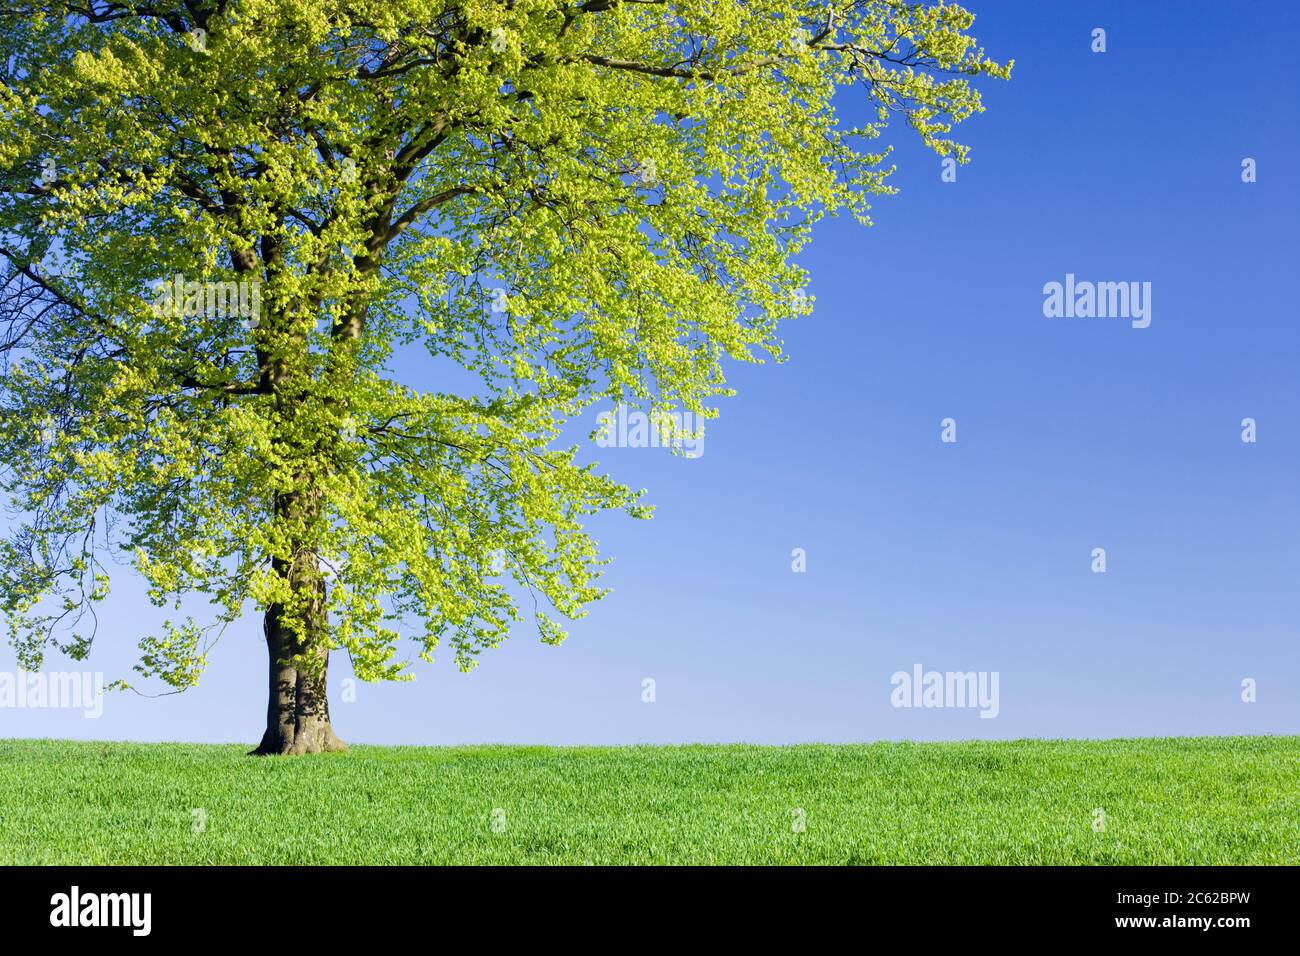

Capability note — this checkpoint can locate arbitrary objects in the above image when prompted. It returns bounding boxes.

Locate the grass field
[1,736,1295,865]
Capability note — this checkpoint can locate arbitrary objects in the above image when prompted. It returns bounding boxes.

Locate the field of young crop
[1,736,1295,865]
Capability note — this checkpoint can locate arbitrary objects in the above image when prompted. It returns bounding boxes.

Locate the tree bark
[248,279,362,756]
[250,509,346,755]
[250,607,346,756]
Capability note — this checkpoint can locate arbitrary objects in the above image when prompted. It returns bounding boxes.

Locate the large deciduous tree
[0,1,1008,753]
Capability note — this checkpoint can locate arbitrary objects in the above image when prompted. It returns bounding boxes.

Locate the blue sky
[4,0,1298,745]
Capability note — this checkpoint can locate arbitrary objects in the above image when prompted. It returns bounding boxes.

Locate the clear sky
[4,0,1298,745]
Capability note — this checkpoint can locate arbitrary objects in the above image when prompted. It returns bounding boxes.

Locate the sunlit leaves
[0,0,1007,689]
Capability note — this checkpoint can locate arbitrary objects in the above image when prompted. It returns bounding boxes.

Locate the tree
[0,1,1009,754]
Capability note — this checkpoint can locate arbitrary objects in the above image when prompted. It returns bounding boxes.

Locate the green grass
[1,736,1296,864]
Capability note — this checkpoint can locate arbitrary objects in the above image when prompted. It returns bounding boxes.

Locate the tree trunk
[250,535,346,755]
[251,613,346,756]
[247,285,358,756]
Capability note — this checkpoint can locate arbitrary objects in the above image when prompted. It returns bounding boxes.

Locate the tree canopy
[0,1,1009,715]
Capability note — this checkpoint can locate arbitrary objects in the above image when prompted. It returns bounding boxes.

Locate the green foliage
[0,737,1293,864]
[0,2,1009,689]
